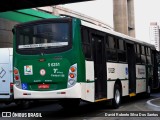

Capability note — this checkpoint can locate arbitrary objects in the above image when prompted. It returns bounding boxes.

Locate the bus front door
[92,34,107,100]
[127,43,136,95]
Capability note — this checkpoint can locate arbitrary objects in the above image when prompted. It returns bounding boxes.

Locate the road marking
[147,98,160,108]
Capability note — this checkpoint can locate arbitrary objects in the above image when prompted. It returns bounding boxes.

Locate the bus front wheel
[112,84,121,109]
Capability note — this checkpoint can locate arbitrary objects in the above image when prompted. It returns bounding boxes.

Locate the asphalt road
[0,93,160,120]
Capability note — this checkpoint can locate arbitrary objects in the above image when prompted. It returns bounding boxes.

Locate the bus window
[141,55,146,64]
[147,56,151,64]
[135,44,141,64]
[141,46,145,55]
[106,49,117,61]
[136,44,140,54]
[82,45,91,59]
[81,27,92,60]
[81,28,90,44]
[105,36,109,48]
[17,22,70,54]
[118,39,124,50]
[118,51,126,62]
[141,46,146,64]
[146,47,151,64]
[136,54,141,64]
[108,36,116,49]
[106,36,117,62]
[117,39,126,62]
[148,48,151,56]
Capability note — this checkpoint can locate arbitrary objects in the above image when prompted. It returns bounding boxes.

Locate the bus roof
[81,20,156,50]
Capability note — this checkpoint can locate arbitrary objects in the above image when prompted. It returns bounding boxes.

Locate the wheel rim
[115,89,120,104]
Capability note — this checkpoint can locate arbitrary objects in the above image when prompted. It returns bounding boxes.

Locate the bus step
[129,93,136,97]
[95,98,108,102]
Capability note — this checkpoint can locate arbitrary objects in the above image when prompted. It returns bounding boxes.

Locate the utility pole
[113,0,135,37]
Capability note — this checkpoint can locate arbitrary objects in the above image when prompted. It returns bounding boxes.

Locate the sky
[60,0,160,43]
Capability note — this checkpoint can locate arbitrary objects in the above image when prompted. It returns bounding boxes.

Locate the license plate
[38,84,50,89]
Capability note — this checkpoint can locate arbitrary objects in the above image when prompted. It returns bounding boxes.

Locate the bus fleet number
[48,63,60,67]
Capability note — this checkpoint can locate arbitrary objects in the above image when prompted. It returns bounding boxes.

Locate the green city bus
[13,17,159,108]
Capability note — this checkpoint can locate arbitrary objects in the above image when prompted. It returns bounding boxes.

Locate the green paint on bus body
[13,18,86,91]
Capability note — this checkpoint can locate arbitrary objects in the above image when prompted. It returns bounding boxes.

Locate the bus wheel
[112,84,121,109]
[59,99,80,109]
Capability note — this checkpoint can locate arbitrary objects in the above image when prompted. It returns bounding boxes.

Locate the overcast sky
[61,0,160,43]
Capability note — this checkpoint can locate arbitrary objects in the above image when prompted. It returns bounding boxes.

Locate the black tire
[112,84,121,109]
[59,99,80,109]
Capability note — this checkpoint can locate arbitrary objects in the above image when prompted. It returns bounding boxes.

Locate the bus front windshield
[16,22,70,53]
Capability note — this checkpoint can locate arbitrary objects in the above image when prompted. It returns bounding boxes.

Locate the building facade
[149,22,160,51]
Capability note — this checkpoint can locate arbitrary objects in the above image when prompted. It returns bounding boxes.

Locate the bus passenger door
[152,50,159,89]
[126,43,136,94]
[91,34,107,100]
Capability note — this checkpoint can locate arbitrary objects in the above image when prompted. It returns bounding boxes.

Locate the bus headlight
[67,64,77,88]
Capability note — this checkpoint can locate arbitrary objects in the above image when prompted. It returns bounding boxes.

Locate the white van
[0,48,13,104]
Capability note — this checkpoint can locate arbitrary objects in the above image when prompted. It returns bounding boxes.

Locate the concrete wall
[127,0,135,37]
[113,0,135,37]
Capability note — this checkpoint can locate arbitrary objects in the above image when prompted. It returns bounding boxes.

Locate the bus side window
[135,44,141,64]
[117,39,126,62]
[141,45,146,64]
[106,36,117,61]
[81,27,92,60]
[108,36,117,49]
[146,47,151,64]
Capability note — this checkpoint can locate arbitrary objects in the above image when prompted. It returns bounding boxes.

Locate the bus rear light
[70,67,76,72]
[10,83,14,87]
[23,93,27,95]
[10,89,13,93]
[14,69,19,74]
[69,73,75,78]
[68,64,77,88]
[15,75,19,80]
[10,83,14,93]
[14,67,20,81]
[57,92,66,94]
[14,67,21,88]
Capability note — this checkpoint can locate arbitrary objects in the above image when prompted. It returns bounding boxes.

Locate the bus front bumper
[13,83,81,99]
